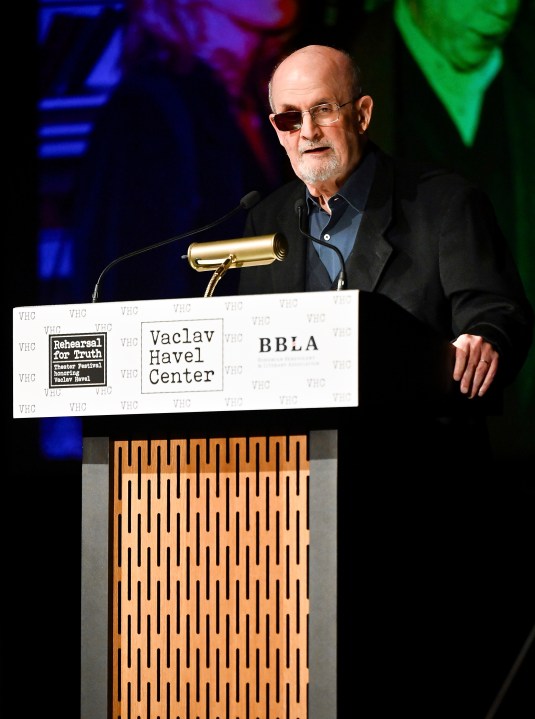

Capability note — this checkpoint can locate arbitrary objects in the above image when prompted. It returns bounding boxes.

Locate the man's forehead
[272,59,340,104]
[272,83,334,108]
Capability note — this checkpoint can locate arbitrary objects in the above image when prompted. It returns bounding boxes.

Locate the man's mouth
[301,146,330,155]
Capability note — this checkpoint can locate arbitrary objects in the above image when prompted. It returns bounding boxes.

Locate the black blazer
[238,143,533,386]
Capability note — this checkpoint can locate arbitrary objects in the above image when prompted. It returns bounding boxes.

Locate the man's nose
[299,111,320,137]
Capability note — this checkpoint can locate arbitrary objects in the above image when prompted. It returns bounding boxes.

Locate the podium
[13,290,465,719]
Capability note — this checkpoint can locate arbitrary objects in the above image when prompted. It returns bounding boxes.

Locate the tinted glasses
[271,100,355,132]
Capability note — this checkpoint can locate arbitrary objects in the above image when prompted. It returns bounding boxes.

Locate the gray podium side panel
[309,429,338,719]
[81,437,110,719]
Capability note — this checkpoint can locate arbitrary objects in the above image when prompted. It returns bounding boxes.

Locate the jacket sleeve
[439,183,534,383]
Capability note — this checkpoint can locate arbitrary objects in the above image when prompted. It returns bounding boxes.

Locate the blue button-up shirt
[306,148,376,281]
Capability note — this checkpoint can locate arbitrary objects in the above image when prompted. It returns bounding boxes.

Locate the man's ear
[357,95,373,133]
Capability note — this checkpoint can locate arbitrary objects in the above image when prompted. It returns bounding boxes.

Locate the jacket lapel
[346,148,395,291]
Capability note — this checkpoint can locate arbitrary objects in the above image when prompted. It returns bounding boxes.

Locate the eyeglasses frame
[271,99,356,132]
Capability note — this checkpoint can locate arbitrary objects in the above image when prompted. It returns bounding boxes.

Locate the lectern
[13,290,462,719]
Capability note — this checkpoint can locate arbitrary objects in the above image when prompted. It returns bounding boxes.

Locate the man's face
[269,47,368,189]
[409,0,521,70]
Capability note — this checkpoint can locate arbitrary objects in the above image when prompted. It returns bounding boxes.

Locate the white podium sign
[13,291,359,419]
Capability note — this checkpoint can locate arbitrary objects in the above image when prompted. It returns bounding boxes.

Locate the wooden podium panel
[82,427,338,719]
[111,436,309,719]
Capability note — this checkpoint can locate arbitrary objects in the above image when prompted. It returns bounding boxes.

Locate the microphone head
[294,198,306,217]
[240,191,261,210]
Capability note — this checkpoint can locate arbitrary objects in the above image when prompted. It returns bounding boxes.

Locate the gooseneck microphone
[91,190,261,302]
[294,198,346,290]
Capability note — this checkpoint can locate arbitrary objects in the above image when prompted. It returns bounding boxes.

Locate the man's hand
[452,334,498,398]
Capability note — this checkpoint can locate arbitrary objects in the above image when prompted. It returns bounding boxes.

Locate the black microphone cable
[294,198,347,290]
[91,190,261,302]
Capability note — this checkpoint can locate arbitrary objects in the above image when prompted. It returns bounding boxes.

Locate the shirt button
[323,233,331,241]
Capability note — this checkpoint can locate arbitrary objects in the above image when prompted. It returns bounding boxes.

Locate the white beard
[296,147,340,184]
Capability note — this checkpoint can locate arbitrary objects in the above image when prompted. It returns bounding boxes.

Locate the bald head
[268,45,362,112]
